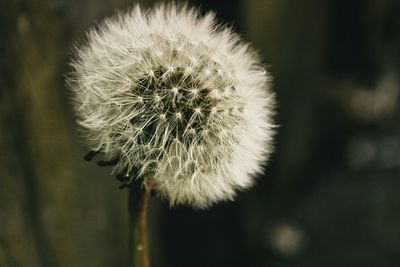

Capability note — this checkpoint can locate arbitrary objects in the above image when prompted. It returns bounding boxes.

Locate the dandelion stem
[128,178,151,267]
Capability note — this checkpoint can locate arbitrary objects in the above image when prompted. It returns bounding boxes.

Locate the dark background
[1,0,400,266]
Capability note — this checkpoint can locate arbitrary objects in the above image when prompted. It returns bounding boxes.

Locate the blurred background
[1,0,400,266]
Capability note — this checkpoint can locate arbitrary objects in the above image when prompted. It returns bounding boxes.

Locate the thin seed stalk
[128,179,151,267]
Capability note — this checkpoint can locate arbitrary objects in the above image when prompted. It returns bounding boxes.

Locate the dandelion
[68,5,277,266]
[67,3,275,209]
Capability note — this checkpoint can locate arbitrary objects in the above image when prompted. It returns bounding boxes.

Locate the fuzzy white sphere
[68,4,275,208]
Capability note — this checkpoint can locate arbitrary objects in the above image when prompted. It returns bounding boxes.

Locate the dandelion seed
[204,68,212,76]
[185,68,193,75]
[175,112,182,120]
[190,57,198,65]
[190,88,199,97]
[171,87,179,94]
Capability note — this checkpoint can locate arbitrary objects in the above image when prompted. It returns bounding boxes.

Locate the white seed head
[67,3,276,209]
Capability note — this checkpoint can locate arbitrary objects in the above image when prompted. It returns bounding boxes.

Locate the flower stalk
[128,179,151,267]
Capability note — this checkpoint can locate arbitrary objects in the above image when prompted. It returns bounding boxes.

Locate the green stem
[128,179,151,267]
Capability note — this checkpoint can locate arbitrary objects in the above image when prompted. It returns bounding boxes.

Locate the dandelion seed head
[67,3,276,208]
